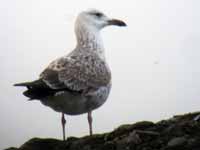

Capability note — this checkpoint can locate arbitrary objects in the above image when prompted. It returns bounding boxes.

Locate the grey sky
[1,0,200,149]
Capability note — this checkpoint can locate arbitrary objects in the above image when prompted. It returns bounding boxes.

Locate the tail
[14,79,54,100]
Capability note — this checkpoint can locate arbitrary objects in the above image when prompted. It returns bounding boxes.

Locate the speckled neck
[75,24,106,60]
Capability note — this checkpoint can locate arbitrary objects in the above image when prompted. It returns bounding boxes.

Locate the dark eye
[93,12,103,18]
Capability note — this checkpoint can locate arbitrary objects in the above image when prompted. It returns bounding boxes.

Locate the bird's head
[75,9,127,32]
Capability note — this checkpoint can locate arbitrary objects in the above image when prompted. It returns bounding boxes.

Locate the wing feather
[40,52,111,92]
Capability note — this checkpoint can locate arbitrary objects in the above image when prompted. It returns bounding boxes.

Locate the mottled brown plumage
[40,49,111,92]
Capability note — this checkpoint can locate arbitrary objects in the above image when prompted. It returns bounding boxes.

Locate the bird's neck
[75,26,106,60]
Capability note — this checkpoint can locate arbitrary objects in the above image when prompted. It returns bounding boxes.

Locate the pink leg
[87,111,93,135]
[61,113,66,141]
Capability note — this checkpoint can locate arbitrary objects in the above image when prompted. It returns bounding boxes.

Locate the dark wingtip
[13,83,21,86]
[13,82,29,87]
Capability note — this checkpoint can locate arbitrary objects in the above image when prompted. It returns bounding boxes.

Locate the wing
[40,53,111,92]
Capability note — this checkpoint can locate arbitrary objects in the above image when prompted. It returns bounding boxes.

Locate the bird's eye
[93,12,103,18]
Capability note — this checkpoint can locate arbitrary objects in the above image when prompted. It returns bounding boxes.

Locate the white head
[74,9,126,57]
[75,9,126,33]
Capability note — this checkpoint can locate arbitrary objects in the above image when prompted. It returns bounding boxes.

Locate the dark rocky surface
[5,112,200,150]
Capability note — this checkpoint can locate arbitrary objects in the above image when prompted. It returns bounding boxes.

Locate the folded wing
[40,53,111,93]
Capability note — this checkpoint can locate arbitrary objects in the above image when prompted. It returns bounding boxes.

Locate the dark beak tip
[109,19,127,27]
[119,21,127,27]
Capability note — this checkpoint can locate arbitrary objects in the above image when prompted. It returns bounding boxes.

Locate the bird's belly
[40,85,111,115]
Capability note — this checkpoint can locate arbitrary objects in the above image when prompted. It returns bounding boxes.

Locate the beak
[107,19,127,27]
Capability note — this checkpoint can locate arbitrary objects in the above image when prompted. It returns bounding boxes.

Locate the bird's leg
[87,111,93,135]
[61,113,66,141]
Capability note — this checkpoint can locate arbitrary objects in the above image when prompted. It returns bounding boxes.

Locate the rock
[4,148,18,150]
[193,114,200,121]
[167,136,187,147]
[5,111,200,150]
[19,138,64,150]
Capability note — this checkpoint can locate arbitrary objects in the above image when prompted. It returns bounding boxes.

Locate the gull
[14,9,126,140]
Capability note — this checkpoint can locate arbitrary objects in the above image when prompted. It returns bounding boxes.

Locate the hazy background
[1,0,200,149]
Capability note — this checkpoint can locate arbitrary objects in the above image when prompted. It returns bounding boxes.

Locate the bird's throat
[75,26,106,60]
